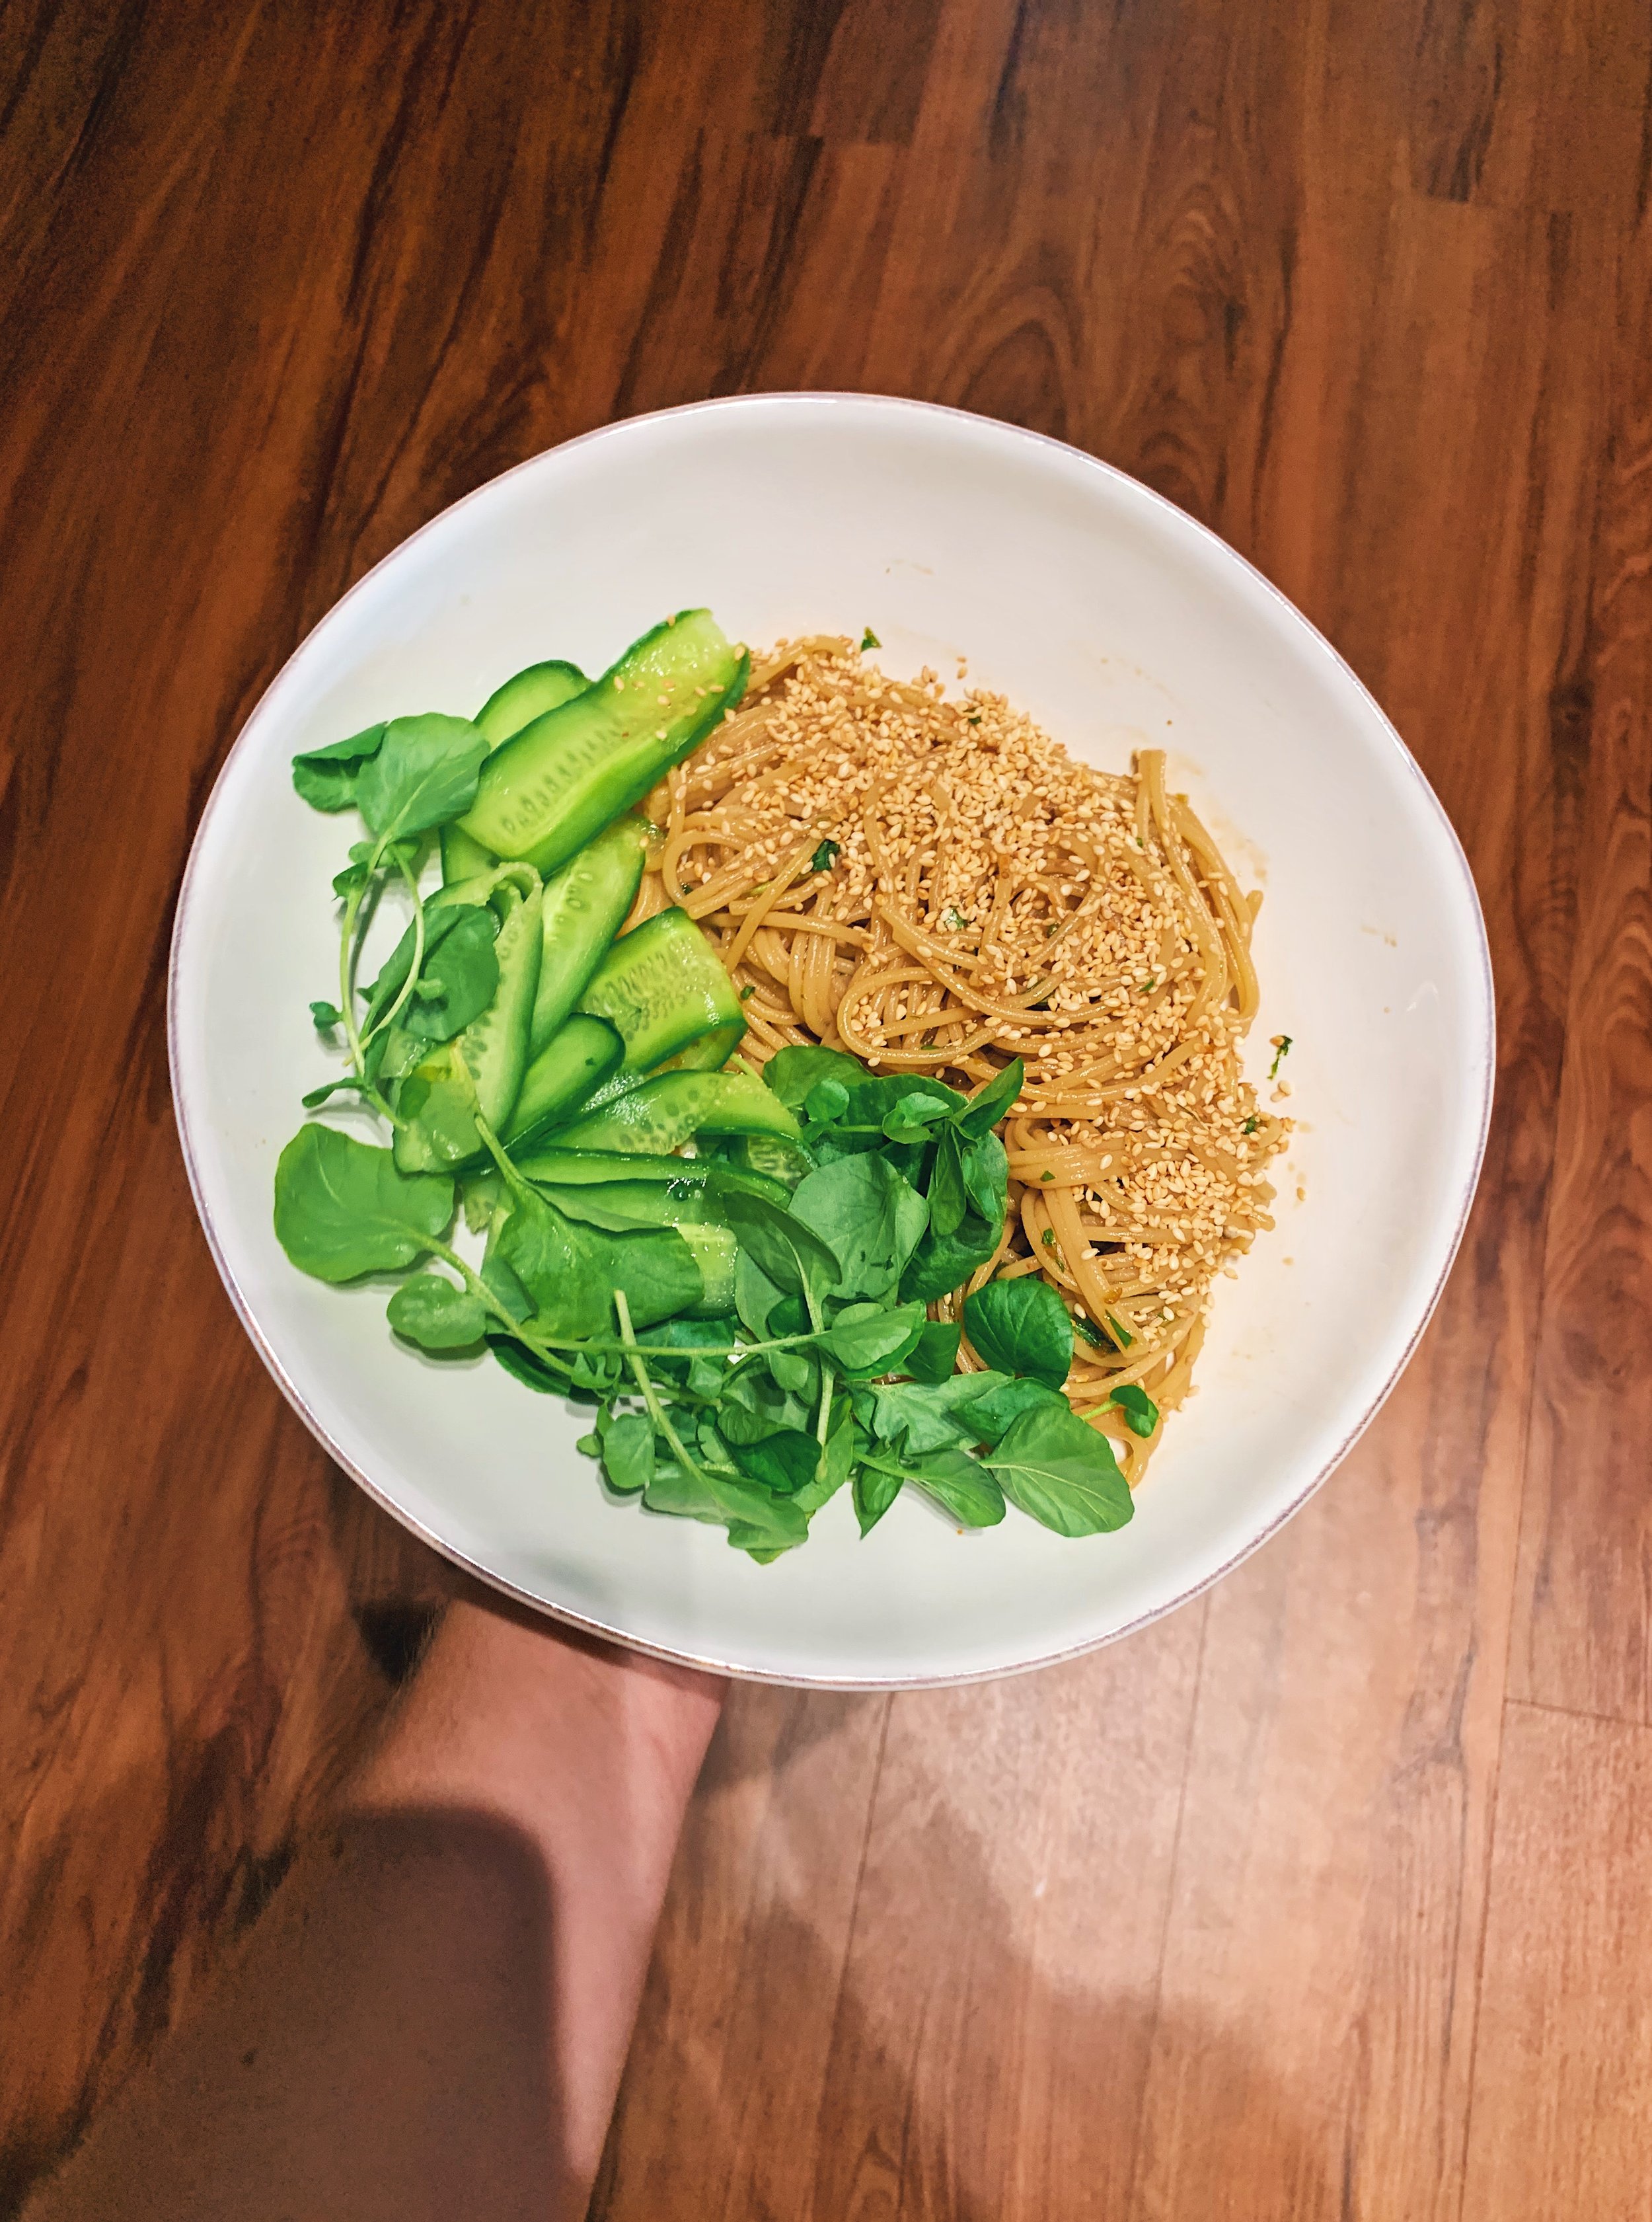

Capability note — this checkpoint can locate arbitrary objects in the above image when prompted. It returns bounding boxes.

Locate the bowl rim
[167,390,1497,1689]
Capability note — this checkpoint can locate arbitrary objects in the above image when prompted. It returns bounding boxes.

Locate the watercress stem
[333,855,400,1125]
[613,1289,712,1483]
[472,1111,538,1207]
[361,849,428,1048]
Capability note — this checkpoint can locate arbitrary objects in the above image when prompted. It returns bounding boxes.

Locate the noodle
[641,638,1290,1486]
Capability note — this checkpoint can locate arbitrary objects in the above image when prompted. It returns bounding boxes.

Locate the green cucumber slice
[576,906,744,1074]
[441,661,590,886]
[456,610,747,874]
[476,658,588,746]
[680,1223,737,1316]
[529,816,648,1056]
[502,1014,624,1149]
[511,1148,792,1207]
[544,1071,804,1156]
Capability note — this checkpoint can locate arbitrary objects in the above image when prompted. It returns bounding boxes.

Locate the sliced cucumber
[476,658,588,746]
[443,660,589,885]
[680,1223,737,1316]
[529,816,648,1056]
[513,1147,794,1207]
[544,1070,804,1157]
[578,906,745,1074]
[457,611,748,874]
[502,1014,624,1149]
[716,1132,813,1189]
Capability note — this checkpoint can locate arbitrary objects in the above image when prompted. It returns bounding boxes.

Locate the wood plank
[591,1690,891,2220]
[804,1616,1206,2222]
[1511,191,1652,1719]
[1461,1704,1652,2221]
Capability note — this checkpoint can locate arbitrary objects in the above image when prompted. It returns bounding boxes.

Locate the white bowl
[169,395,1493,1687]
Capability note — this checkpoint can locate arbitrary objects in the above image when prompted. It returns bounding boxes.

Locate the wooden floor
[1,0,1648,2211]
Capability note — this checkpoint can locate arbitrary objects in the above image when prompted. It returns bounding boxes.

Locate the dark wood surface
[1,1,1648,2212]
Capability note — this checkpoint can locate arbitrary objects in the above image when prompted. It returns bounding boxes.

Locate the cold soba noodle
[642,638,1289,1483]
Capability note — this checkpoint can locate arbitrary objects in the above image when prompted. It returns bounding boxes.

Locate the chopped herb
[966,712,982,725]
[1242,1114,1259,1134]
[810,838,840,873]
[1142,976,1155,990]
[739,984,757,1001]
[860,627,881,651]
[1040,1170,1054,1182]
[1269,1034,1293,1080]
[1073,1313,1104,1347]
[1041,1227,1058,1250]
[944,908,969,931]
[1106,1313,1135,1349]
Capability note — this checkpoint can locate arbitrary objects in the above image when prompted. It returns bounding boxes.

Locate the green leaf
[963,1276,1073,1390]
[393,1043,484,1168]
[363,903,500,1042]
[789,1155,928,1301]
[906,1319,961,1382]
[292,723,386,812]
[810,838,840,872]
[1110,1383,1160,1438]
[311,1000,342,1030]
[841,1075,963,1131]
[720,1190,840,1304]
[818,1300,926,1377]
[900,1215,999,1307]
[804,1078,850,1123]
[901,1446,1005,1527]
[959,1130,1008,1226]
[728,1428,819,1495]
[860,627,881,651]
[882,1090,950,1144]
[982,1401,1134,1536]
[900,1130,1007,1306]
[354,713,489,841]
[792,1407,858,1515]
[735,1249,787,1340]
[927,1127,968,1239]
[852,1461,901,1537]
[387,1274,488,1348]
[492,1189,702,1336]
[599,1410,655,1494]
[767,1347,815,1395]
[273,1125,453,1283]
[955,1057,1025,1138]
[643,1456,809,1553]
[866,1371,1010,1455]
[763,1044,869,1110]
[299,1074,376,1110]
[480,1245,535,1321]
[962,1376,1065,1445]
[718,1363,813,1445]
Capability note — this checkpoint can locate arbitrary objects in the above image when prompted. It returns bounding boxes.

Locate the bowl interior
[170,396,1491,1686]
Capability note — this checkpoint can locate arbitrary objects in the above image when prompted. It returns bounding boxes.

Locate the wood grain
[1461,1705,1652,2219]
[1,1,1649,2213]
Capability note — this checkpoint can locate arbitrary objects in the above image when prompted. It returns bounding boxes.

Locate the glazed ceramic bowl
[169,394,1493,1687]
